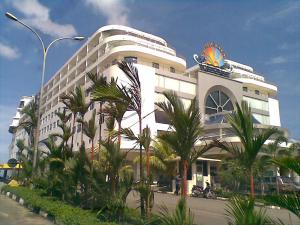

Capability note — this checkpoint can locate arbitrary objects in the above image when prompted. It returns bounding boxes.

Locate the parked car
[264,176,300,193]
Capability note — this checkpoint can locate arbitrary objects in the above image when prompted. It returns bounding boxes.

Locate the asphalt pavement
[127,191,299,225]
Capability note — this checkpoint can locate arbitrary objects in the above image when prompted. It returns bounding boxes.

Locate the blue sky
[0,0,300,162]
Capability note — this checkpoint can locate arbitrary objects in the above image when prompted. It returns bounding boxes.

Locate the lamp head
[73,36,85,41]
[5,12,18,21]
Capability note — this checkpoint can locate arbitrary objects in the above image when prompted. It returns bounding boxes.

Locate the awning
[197,157,221,162]
[0,163,22,169]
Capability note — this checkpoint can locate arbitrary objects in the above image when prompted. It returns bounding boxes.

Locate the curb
[1,190,53,223]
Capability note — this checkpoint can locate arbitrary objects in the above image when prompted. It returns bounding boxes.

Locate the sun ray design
[202,43,225,67]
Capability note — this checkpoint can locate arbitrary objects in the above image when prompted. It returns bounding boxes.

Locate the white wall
[119,64,157,149]
[268,98,281,126]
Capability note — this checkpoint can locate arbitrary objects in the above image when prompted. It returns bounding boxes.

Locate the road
[127,192,299,225]
[0,194,53,225]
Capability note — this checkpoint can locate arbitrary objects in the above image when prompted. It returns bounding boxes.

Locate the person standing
[175,173,181,195]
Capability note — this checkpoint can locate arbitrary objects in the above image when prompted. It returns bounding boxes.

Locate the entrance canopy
[0,163,22,169]
[197,157,221,162]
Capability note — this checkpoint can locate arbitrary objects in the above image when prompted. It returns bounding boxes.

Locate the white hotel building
[9,25,284,192]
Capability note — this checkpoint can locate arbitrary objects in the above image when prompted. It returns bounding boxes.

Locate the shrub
[1,186,117,225]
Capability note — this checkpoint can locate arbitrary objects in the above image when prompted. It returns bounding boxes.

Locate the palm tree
[104,101,129,145]
[16,139,26,161]
[264,157,300,219]
[18,100,38,148]
[81,110,97,160]
[87,72,108,150]
[225,196,280,225]
[92,60,145,214]
[261,132,288,158]
[122,126,153,215]
[156,91,209,197]
[214,101,279,198]
[53,109,73,160]
[101,139,128,196]
[150,198,196,225]
[60,86,90,149]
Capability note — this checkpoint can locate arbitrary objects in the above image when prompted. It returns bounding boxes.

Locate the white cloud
[245,2,300,29]
[267,56,287,65]
[85,0,130,26]
[0,42,20,59]
[11,0,77,37]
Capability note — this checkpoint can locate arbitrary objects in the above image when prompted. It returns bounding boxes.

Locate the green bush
[1,186,117,225]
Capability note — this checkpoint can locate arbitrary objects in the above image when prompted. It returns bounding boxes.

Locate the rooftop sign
[194,43,231,77]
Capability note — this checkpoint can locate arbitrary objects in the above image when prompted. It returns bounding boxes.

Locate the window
[164,77,179,91]
[243,87,248,92]
[253,113,270,125]
[124,56,137,64]
[19,101,25,108]
[47,125,49,132]
[50,124,52,130]
[170,67,175,73]
[72,126,76,134]
[243,96,269,111]
[51,112,54,118]
[53,122,56,129]
[205,90,234,115]
[255,90,260,95]
[152,62,159,69]
[180,81,196,95]
[155,75,165,88]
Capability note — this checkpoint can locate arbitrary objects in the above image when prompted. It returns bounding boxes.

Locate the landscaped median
[0,185,118,225]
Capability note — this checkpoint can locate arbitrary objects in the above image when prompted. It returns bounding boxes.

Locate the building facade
[8,25,286,192]
[8,96,34,159]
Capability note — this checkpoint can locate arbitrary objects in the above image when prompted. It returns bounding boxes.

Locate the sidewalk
[0,194,53,225]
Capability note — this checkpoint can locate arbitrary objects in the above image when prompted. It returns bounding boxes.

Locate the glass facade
[243,96,269,111]
[253,113,270,125]
[155,74,196,95]
[154,92,191,108]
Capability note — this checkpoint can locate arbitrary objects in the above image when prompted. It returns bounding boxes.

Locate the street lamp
[5,12,85,169]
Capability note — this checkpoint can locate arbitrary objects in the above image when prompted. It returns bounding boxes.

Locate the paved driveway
[127,192,299,225]
[0,194,53,225]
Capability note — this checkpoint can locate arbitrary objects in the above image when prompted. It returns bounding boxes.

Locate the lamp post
[5,12,85,169]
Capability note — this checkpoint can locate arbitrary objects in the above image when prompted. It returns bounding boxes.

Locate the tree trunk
[182,160,188,198]
[138,112,145,216]
[250,171,255,198]
[71,113,76,151]
[117,120,122,147]
[91,140,94,161]
[111,177,116,196]
[98,103,103,155]
[146,147,150,178]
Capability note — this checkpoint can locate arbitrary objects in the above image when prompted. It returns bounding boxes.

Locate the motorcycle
[191,185,204,197]
[191,185,216,199]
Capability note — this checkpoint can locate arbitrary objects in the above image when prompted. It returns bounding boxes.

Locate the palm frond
[265,194,300,218]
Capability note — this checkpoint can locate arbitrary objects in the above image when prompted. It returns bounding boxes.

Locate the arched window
[205,90,233,115]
